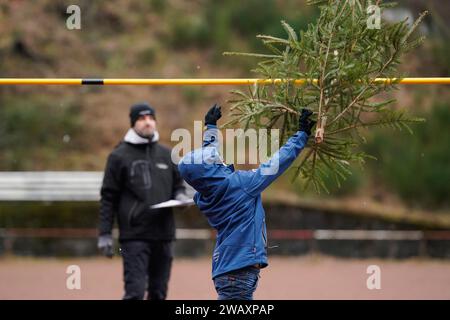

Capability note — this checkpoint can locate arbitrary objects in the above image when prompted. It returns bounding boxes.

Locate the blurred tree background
[0,0,448,213]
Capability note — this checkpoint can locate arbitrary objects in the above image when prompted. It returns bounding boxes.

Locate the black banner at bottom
[1,300,447,319]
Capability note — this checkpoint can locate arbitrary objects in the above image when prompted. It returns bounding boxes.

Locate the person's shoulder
[229,169,256,186]
[155,142,172,155]
[108,141,129,158]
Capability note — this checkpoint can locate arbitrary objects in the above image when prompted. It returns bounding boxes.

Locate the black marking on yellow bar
[81,79,104,85]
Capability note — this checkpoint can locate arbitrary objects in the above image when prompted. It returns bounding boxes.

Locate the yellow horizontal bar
[374,77,450,85]
[0,79,83,85]
[0,78,448,85]
[104,78,302,85]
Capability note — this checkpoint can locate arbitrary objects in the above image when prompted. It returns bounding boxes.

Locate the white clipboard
[149,199,195,209]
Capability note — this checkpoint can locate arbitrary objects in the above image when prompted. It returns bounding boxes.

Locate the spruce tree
[223,0,427,193]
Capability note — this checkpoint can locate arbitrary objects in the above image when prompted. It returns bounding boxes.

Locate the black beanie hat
[129,102,156,127]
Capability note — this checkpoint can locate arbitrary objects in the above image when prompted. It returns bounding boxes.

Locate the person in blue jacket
[178,104,315,300]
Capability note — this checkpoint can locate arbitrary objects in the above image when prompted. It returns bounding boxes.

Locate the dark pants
[120,240,173,300]
[213,266,260,300]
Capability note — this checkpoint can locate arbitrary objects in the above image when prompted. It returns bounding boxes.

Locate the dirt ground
[0,255,449,300]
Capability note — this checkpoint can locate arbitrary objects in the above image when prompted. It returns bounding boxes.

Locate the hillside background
[0,0,448,215]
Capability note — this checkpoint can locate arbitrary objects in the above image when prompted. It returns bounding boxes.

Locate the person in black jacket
[98,102,188,300]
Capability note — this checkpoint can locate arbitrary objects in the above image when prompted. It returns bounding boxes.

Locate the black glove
[98,234,114,258]
[205,104,222,126]
[298,108,316,136]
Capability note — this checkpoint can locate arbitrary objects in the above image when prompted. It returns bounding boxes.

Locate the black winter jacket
[99,130,185,241]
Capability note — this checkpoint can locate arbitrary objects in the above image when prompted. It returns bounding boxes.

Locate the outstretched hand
[298,108,316,136]
[205,104,222,126]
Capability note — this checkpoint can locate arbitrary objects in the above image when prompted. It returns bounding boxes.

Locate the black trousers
[120,240,173,300]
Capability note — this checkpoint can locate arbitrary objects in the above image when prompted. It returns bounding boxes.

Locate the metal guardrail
[1,228,449,241]
[0,171,103,201]
[2,228,449,257]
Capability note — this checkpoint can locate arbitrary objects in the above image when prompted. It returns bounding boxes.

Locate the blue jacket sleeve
[237,131,309,197]
[203,124,220,148]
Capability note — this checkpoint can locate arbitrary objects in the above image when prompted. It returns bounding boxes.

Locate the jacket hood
[178,147,234,195]
[124,128,159,144]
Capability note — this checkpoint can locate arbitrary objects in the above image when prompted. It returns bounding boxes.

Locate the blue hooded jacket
[178,124,308,279]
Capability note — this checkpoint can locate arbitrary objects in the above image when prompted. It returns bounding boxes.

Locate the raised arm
[237,109,316,197]
[202,104,222,148]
